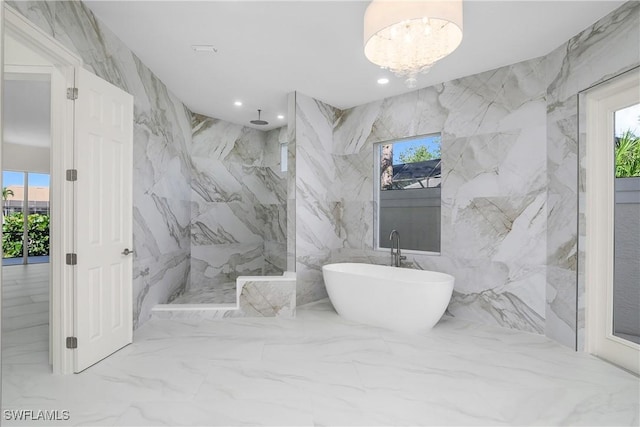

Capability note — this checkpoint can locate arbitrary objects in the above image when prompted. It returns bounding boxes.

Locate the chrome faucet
[389,229,406,267]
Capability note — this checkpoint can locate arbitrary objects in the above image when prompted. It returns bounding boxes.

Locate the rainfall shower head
[250,109,269,126]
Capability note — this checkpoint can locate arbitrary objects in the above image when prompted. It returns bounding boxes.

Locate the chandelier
[364,0,463,87]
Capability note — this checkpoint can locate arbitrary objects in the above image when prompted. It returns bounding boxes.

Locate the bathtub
[322,263,454,333]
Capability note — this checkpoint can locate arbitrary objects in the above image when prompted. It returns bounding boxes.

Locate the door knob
[121,248,134,256]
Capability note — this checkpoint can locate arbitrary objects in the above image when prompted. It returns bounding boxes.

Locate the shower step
[150,272,296,320]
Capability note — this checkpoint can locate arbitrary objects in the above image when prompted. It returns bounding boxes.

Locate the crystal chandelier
[364,0,463,87]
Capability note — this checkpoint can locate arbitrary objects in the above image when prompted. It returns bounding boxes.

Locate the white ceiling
[3,78,51,147]
[83,0,625,130]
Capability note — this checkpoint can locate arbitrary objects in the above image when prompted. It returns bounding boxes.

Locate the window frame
[373,133,442,256]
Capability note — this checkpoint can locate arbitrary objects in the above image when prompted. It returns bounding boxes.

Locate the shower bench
[150,271,296,320]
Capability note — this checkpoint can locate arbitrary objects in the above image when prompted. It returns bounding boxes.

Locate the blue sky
[3,171,50,187]
[616,103,639,137]
[392,134,441,164]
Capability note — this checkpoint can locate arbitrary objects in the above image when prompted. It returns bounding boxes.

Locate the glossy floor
[2,299,639,426]
[1,263,49,333]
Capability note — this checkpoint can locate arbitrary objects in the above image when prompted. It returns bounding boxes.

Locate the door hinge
[66,87,78,100]
[66,337,78,349]
[65,253,77,265]
[66,169,78,182]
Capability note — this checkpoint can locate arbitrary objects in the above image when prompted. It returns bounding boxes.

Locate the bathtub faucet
[389,230,406,267]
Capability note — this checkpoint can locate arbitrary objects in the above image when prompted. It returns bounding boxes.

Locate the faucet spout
[389,230,402,267]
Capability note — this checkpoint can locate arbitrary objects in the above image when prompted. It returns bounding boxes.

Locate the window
[280,143,288,173]
[2,170,51,265]
[584,71,640,373]
[375,134,442,253]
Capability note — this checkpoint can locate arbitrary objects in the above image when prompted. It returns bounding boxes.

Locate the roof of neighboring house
[392,159,441,182]
[4,185,50,203]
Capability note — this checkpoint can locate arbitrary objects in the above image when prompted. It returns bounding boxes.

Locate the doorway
[1,72,52,371]
[585,69,640,374]
[2,5,134,374]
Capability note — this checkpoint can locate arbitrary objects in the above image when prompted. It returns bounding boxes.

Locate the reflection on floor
[2,298,638,426]
[2,263,49,332]
[2,263,50,385]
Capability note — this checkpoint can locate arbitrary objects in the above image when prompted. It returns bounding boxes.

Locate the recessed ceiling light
[234,101,243,107]
[191,45,217,53]
[277,114,285,120]
[377,77,390,85]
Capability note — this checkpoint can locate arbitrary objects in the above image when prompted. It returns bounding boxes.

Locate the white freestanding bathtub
[322,263,454,333]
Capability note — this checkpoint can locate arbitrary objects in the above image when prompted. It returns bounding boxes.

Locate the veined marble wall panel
[237,280,296,318]
[331,151,374,203]
[255,203,287,243]
[133,250,191,328]
[339,201,375,251]
[190,243,264,289]
[442,128,547,271]
[299,3,639,343]
[441,59,547,139]
[353,59,545,333]
[297,58,548,333]
[192,116,266,165]
[191,201,263,246]
[546,3,639,106]
[264,241,287,275]
[8,1,193,327]
[546,2,640,349]
[189,115,287,296]
[295,94,343,304]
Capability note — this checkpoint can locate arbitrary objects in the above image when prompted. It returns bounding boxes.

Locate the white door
[74,67,133,372]
[585,70,640,375]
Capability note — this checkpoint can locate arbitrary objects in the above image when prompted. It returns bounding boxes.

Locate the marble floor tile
[1,264,50,378]
[2,264,49,333]
[115,398,314,426]
[2,298,638,426]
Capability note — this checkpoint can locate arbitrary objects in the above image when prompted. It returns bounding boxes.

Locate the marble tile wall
[547,2,639,349]
[295,2,639,345]
[237,276,296,318]
[296,59,549,334]
[10,1,638,343]
[295,94,342,304]
[8,2,289,320]
[189,114,287,296]
[7,1,193,327]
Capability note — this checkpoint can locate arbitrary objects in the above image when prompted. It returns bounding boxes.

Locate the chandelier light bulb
[364,0,463,87]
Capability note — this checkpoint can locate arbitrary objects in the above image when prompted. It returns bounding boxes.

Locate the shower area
[152,110,296,319]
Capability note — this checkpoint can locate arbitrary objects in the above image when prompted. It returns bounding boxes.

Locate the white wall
[3,33,51,174]
[3,143,49,173]
[4,32,51,66]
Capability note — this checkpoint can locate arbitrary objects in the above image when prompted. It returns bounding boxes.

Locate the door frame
[584,69,640,374]
[4,5,81,374]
